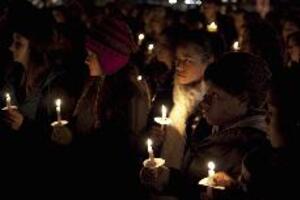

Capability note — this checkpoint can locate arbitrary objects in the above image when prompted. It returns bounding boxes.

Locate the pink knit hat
[85,17,137,75]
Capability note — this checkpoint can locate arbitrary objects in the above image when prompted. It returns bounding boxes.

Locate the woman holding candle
[141,52,271,200]
[68,14,150,199]
[0,4,75,153]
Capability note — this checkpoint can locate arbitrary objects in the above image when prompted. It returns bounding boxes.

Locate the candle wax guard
[154,117,171,125]
[1,105,18,111]
[198,177,225,190]
[143,158,165,169]
[51,120,69,127]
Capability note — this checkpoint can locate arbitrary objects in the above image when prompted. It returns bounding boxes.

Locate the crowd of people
[0,0,298,199]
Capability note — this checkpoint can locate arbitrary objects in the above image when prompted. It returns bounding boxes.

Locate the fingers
[2,109,23,130]
[140,167,158,185]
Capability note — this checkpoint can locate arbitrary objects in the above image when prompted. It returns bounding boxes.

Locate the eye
[14,41,22,49]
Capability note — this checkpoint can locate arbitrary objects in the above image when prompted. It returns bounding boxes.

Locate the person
[205,67,300,200]
[68,14,150,198]
[0,4,73,156]
[141,52,271,200]
[240,17,284,76]
[286,31,300,68]
[147,30,216,169]
[201,0,237,48]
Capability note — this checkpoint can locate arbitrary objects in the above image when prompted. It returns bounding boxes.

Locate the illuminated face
[287,39,300,63]
[282,21,300,42]
[156,35,173,68]
[175,44,209,85]
[200,81,248,126]
[9,33,30,67]
[85,49,103,76]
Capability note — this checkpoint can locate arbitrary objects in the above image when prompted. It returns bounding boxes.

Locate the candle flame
[5,93,11,100]
[233,41,240,51]
[208,161,215,170]
[137,75,143,81]
[138,33,145,41]
[55,99,62,107]
[148,43,154,51]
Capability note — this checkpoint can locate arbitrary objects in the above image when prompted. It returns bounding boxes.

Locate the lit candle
[232,41,240,51]
[5,93,11,109]
[147,138,155,163]
[148,43,154,55]
[138,33,145,46]
[162,105,167,119]
[161,105,167,130]
[208,161,215,177]
[55,99,62,123]
[137,75,143,81]
[169,0,177,4]
[207,22,218,32]
[154,104,171,130]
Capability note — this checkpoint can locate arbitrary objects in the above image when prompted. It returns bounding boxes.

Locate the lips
[176,72,186,78]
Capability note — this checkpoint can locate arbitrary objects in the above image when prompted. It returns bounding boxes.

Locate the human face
[202,2,218,22]
[156,35,173,68]
[9,33,30,67]
[282,21,299,42]
[175,44,209,85]
[287,39,300,63]
[200,81,248,126]
[85,50,103,76]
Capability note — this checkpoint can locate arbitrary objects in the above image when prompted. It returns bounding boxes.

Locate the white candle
[138,33,145,46]
[207,22,218,32]
[55,99,62,122]
[208,161,215,177]
[5,93,11,109]
[148,43,154,54]
[161,105,167,119]
[147,138,155,162]
[233,41,240,51]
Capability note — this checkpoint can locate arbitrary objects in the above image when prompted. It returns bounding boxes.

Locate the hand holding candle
[1,92,17,110]
[154,104,171,130]
[199,161,225,190]
[51,98,68,127]
[143,138,165,168]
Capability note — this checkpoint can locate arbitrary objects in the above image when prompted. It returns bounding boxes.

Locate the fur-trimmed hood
[161,80,205,169]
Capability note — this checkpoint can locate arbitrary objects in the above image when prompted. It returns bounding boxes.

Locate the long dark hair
[23,35,51,96]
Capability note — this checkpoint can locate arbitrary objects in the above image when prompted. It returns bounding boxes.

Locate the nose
[9,43,14,52]
[176,62,184,72]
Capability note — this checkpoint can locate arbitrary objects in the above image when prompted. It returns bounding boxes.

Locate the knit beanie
[85,16,136,75]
